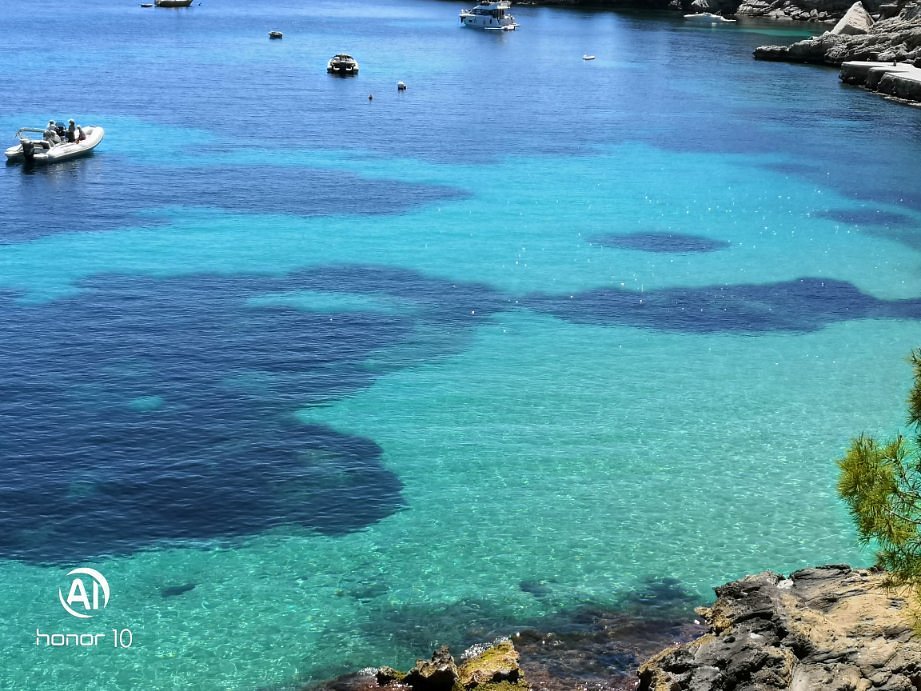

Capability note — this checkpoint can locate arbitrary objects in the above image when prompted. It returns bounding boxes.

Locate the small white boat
[583,55,596,60]
[155,0,193,7]
[683,12,736,22]
[5,125,104,165]
[460,0,518,31]
[327,54,359,76]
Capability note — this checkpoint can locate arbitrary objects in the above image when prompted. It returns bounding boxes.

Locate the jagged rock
[832,0,875,32]
[457,640,523,687]
[754,31,844,60]
[636,565,921,691]
[375,667,405,686]
[402,646,459,691]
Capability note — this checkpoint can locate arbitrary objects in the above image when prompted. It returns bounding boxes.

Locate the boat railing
[17,127,46,139]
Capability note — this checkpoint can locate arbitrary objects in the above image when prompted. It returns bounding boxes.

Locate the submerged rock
[636,564,921,691]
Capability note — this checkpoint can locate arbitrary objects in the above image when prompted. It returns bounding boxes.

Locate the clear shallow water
[2,0,921,688]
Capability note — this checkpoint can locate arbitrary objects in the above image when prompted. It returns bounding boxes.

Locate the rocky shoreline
[751,0,921,104]
[753,1,921,65]
[526,0,921,102]
[639,565,921,690]
[313,565,921,691]
[522,0,881,22]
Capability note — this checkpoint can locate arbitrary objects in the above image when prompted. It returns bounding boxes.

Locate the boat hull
[327,55,359,75]
[5,126,104,165]
[459,1,517,30]
[683,12,736,21]
[155,0,193,7]
[460,15,517,30]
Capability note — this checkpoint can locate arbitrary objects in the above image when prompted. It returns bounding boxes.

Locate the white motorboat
[460,0,518,31]
[683,12,736,22]
[327,54,359,76]
[5,125,104,165]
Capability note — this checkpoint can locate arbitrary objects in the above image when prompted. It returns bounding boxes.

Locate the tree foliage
[838,350,921,585]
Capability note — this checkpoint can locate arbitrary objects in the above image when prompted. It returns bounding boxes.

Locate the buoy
[368,94,373,101]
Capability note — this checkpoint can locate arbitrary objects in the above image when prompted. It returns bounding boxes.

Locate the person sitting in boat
[43,121,60,145]
[65,119,86,143]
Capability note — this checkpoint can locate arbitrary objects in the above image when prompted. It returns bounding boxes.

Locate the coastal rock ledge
[753,0,921,66]
[316,639,529,691]
[637,564,921,691]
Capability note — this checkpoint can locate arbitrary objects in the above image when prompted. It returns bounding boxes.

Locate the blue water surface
[2,0,921,688]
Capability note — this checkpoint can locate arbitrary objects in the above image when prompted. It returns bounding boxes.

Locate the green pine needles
[838,350,921,585]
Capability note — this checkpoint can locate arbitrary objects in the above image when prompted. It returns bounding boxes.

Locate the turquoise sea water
[2,0,921,688]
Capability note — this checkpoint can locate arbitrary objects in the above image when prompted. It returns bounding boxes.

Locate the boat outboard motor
[21,138,35,161]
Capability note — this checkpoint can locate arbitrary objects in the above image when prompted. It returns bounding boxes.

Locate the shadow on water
[0,158,466,244]
[526,277,921,334]
[0,265,507,564]
[5,259,921,563]
[589,231,732,254]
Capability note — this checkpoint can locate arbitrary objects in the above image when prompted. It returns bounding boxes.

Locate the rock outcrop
[832,0,876,33]
[636,564,921,691]
[736,0,872,22]
[754,1,921,64]
[312,640,529,691]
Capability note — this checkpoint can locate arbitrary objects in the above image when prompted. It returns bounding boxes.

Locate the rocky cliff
[735,0,879,22]
[753,0,921,63]
[638,564,921,691]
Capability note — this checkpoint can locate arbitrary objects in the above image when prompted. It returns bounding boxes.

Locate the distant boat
[5,125,104,165]
[683,12,736,22]
[269,31,283,39]
[327,54,359,76]
[140,3,153,6]
[460,0,518,31]
[583,55,596,60]
[155,0,194,7]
